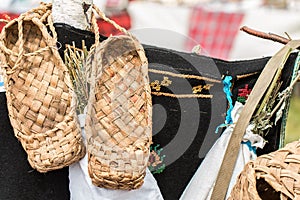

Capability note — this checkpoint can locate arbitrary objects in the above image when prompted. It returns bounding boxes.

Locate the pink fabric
[186,6,244,59]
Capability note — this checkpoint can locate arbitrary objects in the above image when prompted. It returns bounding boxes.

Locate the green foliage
[286,95,300,144]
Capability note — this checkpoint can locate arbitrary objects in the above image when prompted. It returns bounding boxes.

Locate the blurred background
[0,0,300,144]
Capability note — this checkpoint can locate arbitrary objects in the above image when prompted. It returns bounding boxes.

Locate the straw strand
[92,4,130,36]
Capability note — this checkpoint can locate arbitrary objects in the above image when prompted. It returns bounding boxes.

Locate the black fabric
[0,23,296,200]
[145,47,296,199]
[0,93,70,200]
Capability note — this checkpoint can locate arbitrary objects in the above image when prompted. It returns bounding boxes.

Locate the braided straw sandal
[0,3,85,172]
[84,5,152,190]
[229,139,300,200]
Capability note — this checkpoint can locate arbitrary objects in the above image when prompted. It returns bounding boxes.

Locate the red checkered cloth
[186,6,244,60]
[0,11,131,37]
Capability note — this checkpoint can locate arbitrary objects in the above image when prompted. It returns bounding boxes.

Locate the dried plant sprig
[255,49,291,116]
[252,49,298,137]
[252,81,282,137]
[64,41,89,114]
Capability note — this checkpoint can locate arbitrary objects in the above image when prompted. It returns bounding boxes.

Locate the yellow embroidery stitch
[150,80,161,91]
[150,76,172,91]
[192,84,214,94]
[152,91,212,99]
[193,85,204,93]
[160,76,172,87]
[149,70,215,98]
[203,84,213,90]
[149,68,221,83]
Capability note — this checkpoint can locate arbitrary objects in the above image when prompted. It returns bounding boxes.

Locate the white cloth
[69,114,164,200]
[180,102,265,200]
[128,1,191,52]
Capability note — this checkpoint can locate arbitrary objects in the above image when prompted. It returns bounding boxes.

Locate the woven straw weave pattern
[229,140,300,200]
[0,3,85,172]
[85,35,152,190]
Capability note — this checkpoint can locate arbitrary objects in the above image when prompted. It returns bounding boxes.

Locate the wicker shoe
[0,3,85,172]
[85,7,152,190]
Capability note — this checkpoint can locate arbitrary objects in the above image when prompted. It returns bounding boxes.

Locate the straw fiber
[0,3,85,172]
[85,28,152,189]
[229,140,300,200]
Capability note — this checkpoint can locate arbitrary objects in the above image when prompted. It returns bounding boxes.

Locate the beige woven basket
[229,139,300,200]
[0,3,85,172]
[84,6,152,190]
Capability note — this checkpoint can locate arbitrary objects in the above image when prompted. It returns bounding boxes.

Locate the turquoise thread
[223,76,233,124]
[215,123,228,133]
[241,141,257,154]
[215,76,233,133]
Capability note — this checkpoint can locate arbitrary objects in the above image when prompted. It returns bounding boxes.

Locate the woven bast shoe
[229,139,300,200]
[84,6,152,190]
[0,3,85,172]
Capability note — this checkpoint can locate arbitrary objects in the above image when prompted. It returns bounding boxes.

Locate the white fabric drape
[180,102,265,200]
[69,114,164,200]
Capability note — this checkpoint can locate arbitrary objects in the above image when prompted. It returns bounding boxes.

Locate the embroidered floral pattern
[150,76,172,92]
[160,76,172,87]
[148,144,166,174]
[149,71,216,98]
[150,80,161,91]
[192,84,213,94]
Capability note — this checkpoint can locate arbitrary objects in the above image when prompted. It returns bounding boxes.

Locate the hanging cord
[91,4,132,47]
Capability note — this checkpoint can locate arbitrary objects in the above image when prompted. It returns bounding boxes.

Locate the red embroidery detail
[238,84,252,99]
[237,84,252,103]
